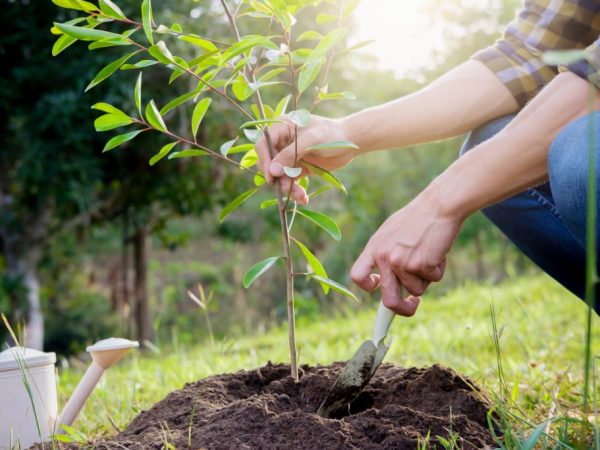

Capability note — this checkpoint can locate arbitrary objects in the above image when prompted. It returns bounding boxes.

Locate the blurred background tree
[0,0,535,355]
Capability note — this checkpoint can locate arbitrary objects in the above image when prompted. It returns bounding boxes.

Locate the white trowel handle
[372,300,395,343]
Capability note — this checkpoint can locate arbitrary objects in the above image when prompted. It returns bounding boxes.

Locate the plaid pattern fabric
[472,0,600,107]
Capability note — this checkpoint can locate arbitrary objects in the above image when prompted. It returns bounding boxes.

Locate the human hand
[255,114,358,204]
[350,193,463,316]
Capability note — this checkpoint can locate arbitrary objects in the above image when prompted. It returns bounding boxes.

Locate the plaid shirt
[473,0,600,107]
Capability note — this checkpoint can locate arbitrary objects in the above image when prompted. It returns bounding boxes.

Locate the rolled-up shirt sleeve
[471,0,600,108]
[566,37,600,87]
[472,40,557,108]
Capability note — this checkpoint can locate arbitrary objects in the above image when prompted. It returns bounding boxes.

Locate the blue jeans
[460,113,600,312]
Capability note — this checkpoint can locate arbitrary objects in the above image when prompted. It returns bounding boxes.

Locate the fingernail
[270,162,284,177]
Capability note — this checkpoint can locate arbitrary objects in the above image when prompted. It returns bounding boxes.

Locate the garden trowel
[317,300,395,418]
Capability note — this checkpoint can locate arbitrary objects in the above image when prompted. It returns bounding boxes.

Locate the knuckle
[373,248,388,264]
[381,297,398,311]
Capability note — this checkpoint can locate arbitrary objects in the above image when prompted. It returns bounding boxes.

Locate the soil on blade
[42,363,496,449]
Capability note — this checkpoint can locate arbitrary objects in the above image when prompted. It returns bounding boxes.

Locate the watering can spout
[56,338,138,431]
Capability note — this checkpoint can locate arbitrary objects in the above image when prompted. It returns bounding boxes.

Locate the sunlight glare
[353,0,443,75]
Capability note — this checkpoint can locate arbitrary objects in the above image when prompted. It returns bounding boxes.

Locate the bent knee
[549,113,599,197]
[459,114,516,158]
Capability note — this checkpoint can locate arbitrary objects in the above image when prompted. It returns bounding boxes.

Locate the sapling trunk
[220,0,298,381]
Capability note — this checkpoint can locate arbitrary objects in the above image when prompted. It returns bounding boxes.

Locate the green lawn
[58,274,600,446]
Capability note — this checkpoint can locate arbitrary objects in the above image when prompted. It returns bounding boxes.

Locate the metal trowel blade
[316,338,390,419]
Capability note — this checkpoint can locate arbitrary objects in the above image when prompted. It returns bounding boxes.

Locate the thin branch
[131,118,261,175]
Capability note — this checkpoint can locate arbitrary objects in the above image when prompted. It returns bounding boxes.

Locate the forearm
[339,60,519,153]
[426,72,600,221]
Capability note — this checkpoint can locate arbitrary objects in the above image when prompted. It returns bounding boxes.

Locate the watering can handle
[372,300,396,343]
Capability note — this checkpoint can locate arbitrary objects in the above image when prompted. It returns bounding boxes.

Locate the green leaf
[160,90,199,115]
[292,238,328,293]
[318,91,356,101]
[308,27,347,62]
[221,35,275,63]
[148,41,174,64]
[259,68,286,82]
[121,60,159,70]
[342,0,361,19]
[94,114,133,132]
[99,0,126,19]
[168,149,209,160]
[149,142,178,166]
[240,149,258,168]
[244,129,260,143]
[103,129,145,152]
[134,73,142,117]
[260,199,278,209]
[306,140,358,152]
[54,22,125,42]
[243,257,281,288]
[316,13,337,24]
[220,139,237,156]
[227,143,254,155]
[309,185,332,199]
[52,34,78,57]
[141,0,154,45]
[191,98,212,138]
[297,30,322,42]
[310,275,358,301]
[303,161,347,194]
[52,0,98,12]
[145,100,167,132]
[240,119,284,129]
[542,49,587,65]
[288,109,310,127]
[232,76,254,101]
[220,187,260,222]
[343,39,375,53]
[298,59,323,95]
[274,95,291,118]
[179,35,218,53]
[51,17,86,35]
[296,209,341,241]
[92,102,128,116]
[521,420,552,450]
[86,51,137,92]
[88,38,132,50]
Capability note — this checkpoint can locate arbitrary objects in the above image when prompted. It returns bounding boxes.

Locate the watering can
[0,337,138,449]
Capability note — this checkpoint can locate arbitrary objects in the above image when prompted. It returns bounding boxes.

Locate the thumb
[269,135,309,178]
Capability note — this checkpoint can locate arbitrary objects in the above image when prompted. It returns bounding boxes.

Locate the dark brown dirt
[44,363,497,449]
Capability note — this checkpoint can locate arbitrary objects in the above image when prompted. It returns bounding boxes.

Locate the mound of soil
[49,363,496,449]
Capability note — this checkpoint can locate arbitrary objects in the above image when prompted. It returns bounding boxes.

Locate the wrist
[337,113,370,156]
[416,174,472,224]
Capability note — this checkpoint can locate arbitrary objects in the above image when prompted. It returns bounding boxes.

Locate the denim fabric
[460,112,600,312]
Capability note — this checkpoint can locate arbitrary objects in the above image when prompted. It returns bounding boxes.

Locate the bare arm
[256,60,518,201]
[342,60,518,153]
[351,71,600,316]
[429,71,598,219]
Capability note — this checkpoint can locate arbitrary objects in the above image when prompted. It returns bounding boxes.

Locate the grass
[56,273,599,446]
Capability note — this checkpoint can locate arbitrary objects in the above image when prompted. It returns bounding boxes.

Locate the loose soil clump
[44,363,496,449]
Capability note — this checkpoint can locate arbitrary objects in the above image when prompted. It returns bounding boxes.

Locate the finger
[270,133,312,178]
[256,123,290,184]
[291,183,309,205]
[380,266,420,317]
[395,270,429,297]
[350,250,379,292]
[278,176,294,196]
